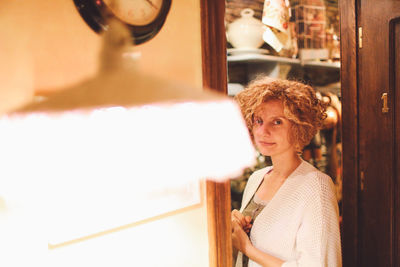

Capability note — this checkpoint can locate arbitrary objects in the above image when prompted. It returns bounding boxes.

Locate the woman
[232,78,342,267]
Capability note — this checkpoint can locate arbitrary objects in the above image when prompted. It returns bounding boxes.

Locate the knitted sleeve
[281,172,342,267]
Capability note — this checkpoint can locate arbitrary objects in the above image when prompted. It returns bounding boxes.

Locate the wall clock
[73,0,172,45]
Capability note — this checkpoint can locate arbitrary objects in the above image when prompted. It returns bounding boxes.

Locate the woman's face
[252,100,297,158]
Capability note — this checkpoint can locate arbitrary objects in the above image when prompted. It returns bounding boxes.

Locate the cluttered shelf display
[225,0,340,60]
[226,0,342,217]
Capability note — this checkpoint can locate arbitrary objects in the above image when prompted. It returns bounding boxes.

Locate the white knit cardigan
[235,160,342,267]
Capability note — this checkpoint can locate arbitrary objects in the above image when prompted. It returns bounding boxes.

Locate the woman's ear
[288,124,303,154]
[295,143,303,155]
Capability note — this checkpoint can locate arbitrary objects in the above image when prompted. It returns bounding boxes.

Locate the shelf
[228,53,299,65]
[303,60,340,69]
[227,53,340,70]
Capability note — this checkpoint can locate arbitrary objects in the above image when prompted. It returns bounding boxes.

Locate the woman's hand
[232,220,285,267]
[231,209,252,233]
[232,220,252,254]
[231,209,253,255]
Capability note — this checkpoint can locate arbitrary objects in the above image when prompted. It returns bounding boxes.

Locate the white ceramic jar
[227,8,265,50]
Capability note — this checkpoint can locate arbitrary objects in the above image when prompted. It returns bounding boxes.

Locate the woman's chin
[257,148,274,157]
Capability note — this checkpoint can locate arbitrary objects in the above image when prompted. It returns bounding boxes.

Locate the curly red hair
[235,77,327,152]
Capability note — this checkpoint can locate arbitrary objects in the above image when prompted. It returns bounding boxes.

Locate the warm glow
[0,99,255,259]
[0,100,254,183]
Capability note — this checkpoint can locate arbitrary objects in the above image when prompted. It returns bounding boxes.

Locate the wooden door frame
[339,0,358,266]
[393,17,400,267]
[200,1,232,267]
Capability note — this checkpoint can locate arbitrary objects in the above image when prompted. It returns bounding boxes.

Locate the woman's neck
[270,153,302,180]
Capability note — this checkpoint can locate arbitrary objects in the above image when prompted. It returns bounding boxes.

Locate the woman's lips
[258,141,275,146]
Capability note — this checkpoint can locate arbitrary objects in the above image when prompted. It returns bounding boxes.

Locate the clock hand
[145,0,158,9]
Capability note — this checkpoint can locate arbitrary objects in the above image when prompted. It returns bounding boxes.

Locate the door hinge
[358,27,363,48]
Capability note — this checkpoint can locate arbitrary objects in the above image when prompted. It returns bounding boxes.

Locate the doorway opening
[225,0,343,225]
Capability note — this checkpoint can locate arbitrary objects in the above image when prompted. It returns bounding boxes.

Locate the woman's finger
[231,209,243,220]
[233,210,250,225]
[244,215,252,224]
[231,210,243,222]
[232,210,252,229]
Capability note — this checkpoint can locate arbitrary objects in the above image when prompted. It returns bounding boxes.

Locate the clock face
[103,0,163,26]
[73,0,171,45]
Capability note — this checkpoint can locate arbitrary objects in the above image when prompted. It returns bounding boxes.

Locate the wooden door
[357,1,400,266]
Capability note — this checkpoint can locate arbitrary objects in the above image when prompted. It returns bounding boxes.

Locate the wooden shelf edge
[227,53,340,69]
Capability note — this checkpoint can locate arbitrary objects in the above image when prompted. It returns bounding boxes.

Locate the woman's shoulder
[296,161,336,198]
[298,160,333,183]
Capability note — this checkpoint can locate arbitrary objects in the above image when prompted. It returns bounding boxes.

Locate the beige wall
[0,0,209,266]
[48,200,210,267]
[136,0,203,87]
[0,1,35,113]
[0,0,203,110]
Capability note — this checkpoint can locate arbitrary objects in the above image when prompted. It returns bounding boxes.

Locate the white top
[235,160,342,267]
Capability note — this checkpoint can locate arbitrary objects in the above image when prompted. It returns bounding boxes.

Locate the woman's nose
[257,123,271,135]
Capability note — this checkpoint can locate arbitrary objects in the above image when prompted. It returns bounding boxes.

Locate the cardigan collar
[240,160,307,213]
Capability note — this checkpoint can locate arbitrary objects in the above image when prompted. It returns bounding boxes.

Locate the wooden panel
[338,0,358,266]
[391,17,400,267]
[206,181,232,267]
[200,0,227,94]
[200,1,231,267]
[358,1,400,266]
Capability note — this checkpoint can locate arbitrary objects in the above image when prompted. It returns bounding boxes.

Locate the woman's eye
[273,120,282,125]
[255,118,263,125]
